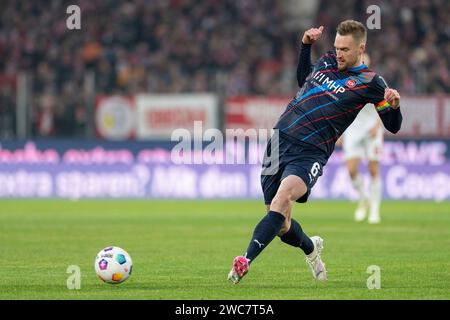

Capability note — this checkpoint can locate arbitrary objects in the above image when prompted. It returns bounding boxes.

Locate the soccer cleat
[368,212,381,224]
[305,236,327,281]
[368,203,381,224]
[228,256,249,284]
[354,200,369,222]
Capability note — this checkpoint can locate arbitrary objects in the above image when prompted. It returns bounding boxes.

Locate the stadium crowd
[0,0,448,137]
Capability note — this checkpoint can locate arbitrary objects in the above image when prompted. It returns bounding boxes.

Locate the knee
[349,169,359,180]
[369,165,379,178]
[270,192,292,214]
[346,161,359,179]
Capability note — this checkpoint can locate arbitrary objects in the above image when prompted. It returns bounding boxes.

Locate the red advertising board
[225,95,450,137]
[225,96,290,131]
[136,94,219,139]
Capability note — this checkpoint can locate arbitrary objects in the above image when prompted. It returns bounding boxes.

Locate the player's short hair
[337,20,367,43]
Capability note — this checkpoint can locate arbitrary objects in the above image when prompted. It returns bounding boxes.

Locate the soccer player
[340,53,384,224]
[228,20,402,284]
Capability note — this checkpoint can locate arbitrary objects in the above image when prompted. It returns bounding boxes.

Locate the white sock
[369,176,382,216]
[351,174,366,203]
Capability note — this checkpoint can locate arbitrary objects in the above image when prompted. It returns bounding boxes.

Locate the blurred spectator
[0,0,448,137]
[316,0,450,93]
[0,84,16,139]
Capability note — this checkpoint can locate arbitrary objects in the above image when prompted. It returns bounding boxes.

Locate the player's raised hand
[302,26,324,45]
[384,88,400,109]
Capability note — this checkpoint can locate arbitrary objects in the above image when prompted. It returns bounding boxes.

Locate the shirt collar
[348,63,367,72]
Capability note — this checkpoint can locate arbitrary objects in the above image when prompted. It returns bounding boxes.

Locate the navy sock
[279,219,314,255]
[244,211,285,263]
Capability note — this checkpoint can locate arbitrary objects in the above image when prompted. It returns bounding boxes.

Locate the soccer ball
[95,246,133,284]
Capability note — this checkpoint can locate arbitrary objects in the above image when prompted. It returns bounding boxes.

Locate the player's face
[334,34,365,70]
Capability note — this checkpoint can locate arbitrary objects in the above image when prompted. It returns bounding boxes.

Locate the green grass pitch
[0,199,449,299]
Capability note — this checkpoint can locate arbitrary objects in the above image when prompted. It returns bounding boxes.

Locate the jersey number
[310,162,321,177]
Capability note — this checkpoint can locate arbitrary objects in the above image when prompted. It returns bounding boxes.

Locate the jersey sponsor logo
[346,79,356,88]
[312,71,346,94]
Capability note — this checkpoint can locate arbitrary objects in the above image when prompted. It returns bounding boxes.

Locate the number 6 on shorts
[311,162,321,177]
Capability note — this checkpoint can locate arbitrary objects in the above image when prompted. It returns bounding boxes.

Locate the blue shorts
[261,133,328,205]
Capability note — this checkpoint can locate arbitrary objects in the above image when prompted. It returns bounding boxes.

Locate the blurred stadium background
[0,0,449,200]
[0,0,449,299]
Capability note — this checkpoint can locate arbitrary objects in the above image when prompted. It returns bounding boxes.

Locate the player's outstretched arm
[297,26,324,88]
[376,88,402,134]
[367,75,403,134]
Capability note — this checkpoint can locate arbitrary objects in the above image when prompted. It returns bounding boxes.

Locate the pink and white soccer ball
[95,246,133,284]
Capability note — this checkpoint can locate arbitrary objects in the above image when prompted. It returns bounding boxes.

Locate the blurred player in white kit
[341,53,383,224]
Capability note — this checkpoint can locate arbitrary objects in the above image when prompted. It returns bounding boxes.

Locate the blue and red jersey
[275,43,402,158]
